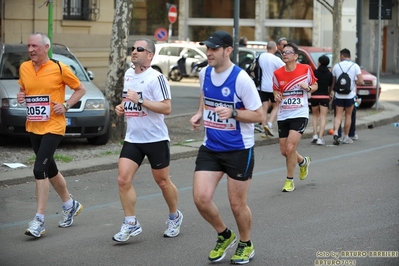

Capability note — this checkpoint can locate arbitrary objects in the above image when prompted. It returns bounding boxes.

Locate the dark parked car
[298,46,381,108]
[0,43,110,145]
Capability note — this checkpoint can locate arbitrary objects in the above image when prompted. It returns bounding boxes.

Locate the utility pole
[233,0,239,64]
[47,0,54,57]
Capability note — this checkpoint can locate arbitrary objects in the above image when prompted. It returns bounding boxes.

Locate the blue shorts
[334,98,354,108]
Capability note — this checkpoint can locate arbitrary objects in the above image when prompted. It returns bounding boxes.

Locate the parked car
[153,43,207,76]
[231,47,266,70]
[0,43,110,145]
[297,46,381,108]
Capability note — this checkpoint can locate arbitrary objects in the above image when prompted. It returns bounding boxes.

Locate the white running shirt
[123,67,171,143]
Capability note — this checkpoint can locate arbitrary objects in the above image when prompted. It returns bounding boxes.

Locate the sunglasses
[132,46,151,53]
[282,50,295,55]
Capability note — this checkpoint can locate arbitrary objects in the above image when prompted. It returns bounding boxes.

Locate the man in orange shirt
[273,42,318,192]
[17,32,86,238]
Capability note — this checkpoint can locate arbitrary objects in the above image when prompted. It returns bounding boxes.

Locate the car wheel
[169,68,183,82]
[87,124,110,145]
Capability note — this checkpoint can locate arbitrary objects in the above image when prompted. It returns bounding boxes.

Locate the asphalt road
[1,124,398,266]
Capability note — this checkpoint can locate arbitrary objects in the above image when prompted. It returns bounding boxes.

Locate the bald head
[267,41,277,53]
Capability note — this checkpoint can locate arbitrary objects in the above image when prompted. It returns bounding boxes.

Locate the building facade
[1,0,398,92]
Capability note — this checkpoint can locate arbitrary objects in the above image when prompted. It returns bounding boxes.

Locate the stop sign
[168,5,177,24]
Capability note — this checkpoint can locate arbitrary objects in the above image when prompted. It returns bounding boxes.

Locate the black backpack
[245,55,262,88]
[333,63,354,94]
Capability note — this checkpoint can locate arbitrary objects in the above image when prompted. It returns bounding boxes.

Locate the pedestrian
[17,32,86,238]
[258,41,285,138]
[274,37,287,59]
[272,42,318,192]
[310,55,333,145]
[190,30,262,264]
[331,48,363,145]
[239,36,248,47]
[112,38,183,242]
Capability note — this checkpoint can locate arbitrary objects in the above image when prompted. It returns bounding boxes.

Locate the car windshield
[309,52,333,68]
[52,54,89,81]
[0,51,88,81]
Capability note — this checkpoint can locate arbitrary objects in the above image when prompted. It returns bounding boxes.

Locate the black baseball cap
[200,30,233,48]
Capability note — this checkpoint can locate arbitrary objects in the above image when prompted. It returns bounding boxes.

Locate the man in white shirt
[331,48,363,145]
[258,41,285,137]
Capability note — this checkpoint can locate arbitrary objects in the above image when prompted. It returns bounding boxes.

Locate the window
[63,0,90,20]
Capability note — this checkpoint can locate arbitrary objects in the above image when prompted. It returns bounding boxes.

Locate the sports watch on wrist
[231,108,238,119]
[137,98,144,106]
[63,102,70,111]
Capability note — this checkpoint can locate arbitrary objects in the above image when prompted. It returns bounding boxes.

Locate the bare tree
[316,0,344,65]
[105,0,133,142]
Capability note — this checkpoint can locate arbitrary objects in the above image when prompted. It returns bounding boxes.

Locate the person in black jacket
[309,55,333,145]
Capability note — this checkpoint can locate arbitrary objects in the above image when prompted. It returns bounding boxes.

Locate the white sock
[267,122,273,128]
[63,198,73,209]
[35,213,44,222]
[125,216,136,224]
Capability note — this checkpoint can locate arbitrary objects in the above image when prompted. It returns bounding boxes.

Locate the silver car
[0,43,110,145]
[146,43,207,75]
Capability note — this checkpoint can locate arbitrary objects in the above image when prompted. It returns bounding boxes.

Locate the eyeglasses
[132,46,151,53]
[282,50,295,55]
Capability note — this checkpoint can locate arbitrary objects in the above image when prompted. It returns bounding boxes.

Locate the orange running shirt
[18,60,81,135]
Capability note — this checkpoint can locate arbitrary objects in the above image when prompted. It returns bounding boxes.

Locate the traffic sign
[168,5,177,24]
[154,28,168,41]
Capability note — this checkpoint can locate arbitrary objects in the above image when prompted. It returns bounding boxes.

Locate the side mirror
[87,70,94,80]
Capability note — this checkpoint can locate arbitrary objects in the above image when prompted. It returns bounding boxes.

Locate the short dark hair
[318,55,330,66]
[340,48,351,58]
[283,42,298,54]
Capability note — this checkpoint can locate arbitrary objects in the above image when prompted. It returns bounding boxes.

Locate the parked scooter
[169,54,208,82]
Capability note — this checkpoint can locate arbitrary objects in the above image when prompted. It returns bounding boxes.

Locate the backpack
[245,55,262,88]
[50,58,62,74]
[333,63,354,94]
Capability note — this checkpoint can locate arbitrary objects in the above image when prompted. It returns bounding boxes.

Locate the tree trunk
[105,0,133,142]
[332,0,344,65]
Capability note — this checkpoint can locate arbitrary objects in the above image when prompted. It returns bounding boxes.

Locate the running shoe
[350,134,359,140]
[342,136,354,144]
[261,133,268,139]
[59,200,83,228]
[25,217,45,238]
[230,242,255,265]
[112,220,143,242]
[282,179,295,192]
[333,134,340,145]
[164,210,183,237]
[316,138,325,145]
[311,134,318,144]
[299,156,311,180]
[263,125,274,137]
[254,124,263,133]
[208,231,237,262]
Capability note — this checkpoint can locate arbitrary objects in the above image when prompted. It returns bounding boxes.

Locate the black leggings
[29,133,63,179]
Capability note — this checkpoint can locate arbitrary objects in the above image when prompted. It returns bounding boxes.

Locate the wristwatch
[63,102,70,111]
[137,98,144,106]
[231,108,238,119]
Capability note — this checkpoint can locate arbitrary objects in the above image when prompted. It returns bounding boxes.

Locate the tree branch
[316,0,334,14]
